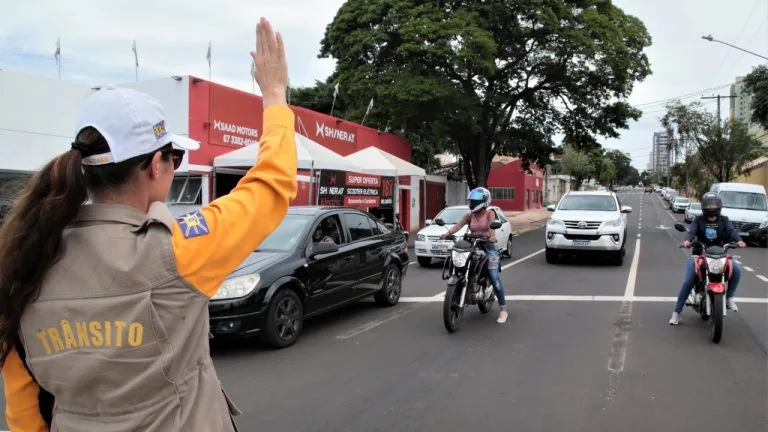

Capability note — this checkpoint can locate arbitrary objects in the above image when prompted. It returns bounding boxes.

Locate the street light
[701,34,768,61]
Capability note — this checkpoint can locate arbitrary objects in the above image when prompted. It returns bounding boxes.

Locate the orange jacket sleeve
[171,105,298,296]
[2,346,49,432]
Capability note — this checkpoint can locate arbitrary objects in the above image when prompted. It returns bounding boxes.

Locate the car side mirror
[425,219,432,226]
[620,206,632,214]
[490,221,502,230]
[310,242,339,258]
[674,223,687,232]
[434,218,446,226]
[546,204,556,212]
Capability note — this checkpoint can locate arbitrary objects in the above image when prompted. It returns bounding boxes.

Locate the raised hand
[250,17,288,108]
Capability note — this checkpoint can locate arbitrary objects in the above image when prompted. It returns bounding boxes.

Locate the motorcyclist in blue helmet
[441,187,508,323]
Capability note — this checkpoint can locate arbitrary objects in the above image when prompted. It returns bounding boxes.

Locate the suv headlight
[604,217,622,228]
[211,274,261,300]
[760,218,768,229]
[548,218,565,228]
[417,234,426,241]
[451,250,470,268]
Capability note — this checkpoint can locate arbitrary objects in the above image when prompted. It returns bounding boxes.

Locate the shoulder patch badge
[176,210,210,238]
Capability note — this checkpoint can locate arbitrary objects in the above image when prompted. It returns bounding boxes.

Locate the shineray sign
[318,170,394,208]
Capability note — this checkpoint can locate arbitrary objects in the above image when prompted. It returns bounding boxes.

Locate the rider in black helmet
[669,192,746,325]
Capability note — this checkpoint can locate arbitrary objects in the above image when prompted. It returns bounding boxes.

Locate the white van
[709,183,768,247]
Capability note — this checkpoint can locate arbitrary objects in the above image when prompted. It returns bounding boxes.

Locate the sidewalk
[506,207,551,235]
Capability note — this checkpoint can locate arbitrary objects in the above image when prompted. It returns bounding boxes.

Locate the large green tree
[743,65,768,131]
[662,101,766,182]
[316,0,652,187]
[604,149,633,184]
[558,145,593,190]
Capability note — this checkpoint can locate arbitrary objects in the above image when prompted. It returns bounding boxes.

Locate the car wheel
[374,264,402,306]
[262,289,303,349]
[417,256,432,266]
[545,247,559,264]
[612,248,624,266]
[759,237,768,248]
[502,236,513,259]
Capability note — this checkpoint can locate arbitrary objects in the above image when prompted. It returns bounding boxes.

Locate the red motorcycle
[674,223,739,343]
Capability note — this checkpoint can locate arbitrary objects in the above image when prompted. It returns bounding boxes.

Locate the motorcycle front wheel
[443,281,464,333]
[710,292,724,344]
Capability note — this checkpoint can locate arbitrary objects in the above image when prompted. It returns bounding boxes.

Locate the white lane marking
[397,295,768,303]
[501,248,545,270]
[637,233,641,238]
[409,261,416,265]
[743,266,754,272]
[757,275,768,283]
[335,303,422,339]
[624,239,641,298]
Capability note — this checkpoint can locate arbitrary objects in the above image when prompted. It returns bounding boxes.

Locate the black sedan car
[209,206,410,348]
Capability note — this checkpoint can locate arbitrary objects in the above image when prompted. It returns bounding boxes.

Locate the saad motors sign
[318,170,395,209]
[208,85,263,148]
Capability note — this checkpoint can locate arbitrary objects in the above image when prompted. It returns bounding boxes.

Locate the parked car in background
[544,191,632,265]
[414,205,513,266]
[208,206,410,348]
[671,196,690,213]
[710,182,768,248]
[684,202,701,223]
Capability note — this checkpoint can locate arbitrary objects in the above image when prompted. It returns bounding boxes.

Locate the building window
[489,187,515,201]
[167,175,203,205]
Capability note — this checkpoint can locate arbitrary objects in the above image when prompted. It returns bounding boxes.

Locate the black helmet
[700,192,722,218]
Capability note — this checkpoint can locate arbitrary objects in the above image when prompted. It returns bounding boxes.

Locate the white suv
[544,191,632,265]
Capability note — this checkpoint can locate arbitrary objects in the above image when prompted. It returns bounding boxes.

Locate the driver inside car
[669,192,746,325]
[312,219,337,244]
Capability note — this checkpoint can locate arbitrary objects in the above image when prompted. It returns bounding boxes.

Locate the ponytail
[0,149,87,365]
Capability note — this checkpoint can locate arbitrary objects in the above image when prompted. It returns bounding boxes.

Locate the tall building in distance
[651,131,670,177]
[730,76,767,146]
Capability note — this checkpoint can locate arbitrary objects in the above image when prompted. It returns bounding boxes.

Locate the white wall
[446,180,468,206]
[118,77,190,138]
[0,69,94,172]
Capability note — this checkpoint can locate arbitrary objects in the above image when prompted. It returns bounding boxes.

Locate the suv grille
[564,221,602,229]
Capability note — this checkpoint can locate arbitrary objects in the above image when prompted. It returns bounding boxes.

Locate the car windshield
[675,197,689,203]
[558,195,617,211]
[255,215,310,251]
[719,191,768,211]
[435,207,469,224]
[689,203,701,210]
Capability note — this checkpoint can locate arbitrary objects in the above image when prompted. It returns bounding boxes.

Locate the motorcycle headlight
[706,258,726,274]
[604,217,622,228]
[451,250,470,268]
[211,274,261,300]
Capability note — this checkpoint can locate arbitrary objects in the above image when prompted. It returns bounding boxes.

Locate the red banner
[318,170,394,209]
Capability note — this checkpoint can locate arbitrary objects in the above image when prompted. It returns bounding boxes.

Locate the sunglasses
[141,148,185,171]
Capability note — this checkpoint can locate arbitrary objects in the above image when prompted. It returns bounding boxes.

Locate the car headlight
[548,218,565,228]
[451,250,470,268]
[211,274,261,300]
[417,234,426,241]
[706,258,726,274]
[760,218,768,229]
[604,217,622,228]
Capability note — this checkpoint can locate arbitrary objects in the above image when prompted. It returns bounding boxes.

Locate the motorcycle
[674,223,739,343]
[433,218,503,333]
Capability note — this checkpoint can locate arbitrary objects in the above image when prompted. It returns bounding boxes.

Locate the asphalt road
[1,191,767,431]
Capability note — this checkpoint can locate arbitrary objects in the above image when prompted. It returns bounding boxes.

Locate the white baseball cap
[75,86,200,166]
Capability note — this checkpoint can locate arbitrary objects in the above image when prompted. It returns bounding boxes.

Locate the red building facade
[486,158,544,212]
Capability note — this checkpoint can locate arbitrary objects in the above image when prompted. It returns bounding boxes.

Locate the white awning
[343,146,426,177]
[213,132,361,172]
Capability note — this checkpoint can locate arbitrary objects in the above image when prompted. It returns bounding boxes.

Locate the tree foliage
[743,65,768,131]
[315,0,652,187]
[662,101,766,182]
[558,146,592,189]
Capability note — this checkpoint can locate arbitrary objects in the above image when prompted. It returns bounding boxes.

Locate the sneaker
[669,311,682,325]
[727,298,739,312]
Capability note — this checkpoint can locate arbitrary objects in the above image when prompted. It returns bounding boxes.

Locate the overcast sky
[1,0,766,170]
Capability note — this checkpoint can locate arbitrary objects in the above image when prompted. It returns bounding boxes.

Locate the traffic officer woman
[0,18,295,431]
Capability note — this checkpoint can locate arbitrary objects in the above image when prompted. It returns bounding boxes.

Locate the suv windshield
[256,215,311,251]
[435,207,469,224]
[558,195,617,211]
[689,203,701,209]
[719,191,768,211]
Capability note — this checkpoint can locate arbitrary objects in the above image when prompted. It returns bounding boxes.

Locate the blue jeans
[484,244,506,307]
[674,256,742,313]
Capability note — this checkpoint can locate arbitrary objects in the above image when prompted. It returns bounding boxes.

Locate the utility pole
[701,94,738,125]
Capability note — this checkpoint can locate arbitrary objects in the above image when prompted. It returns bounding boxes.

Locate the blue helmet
[467,187,491,213]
